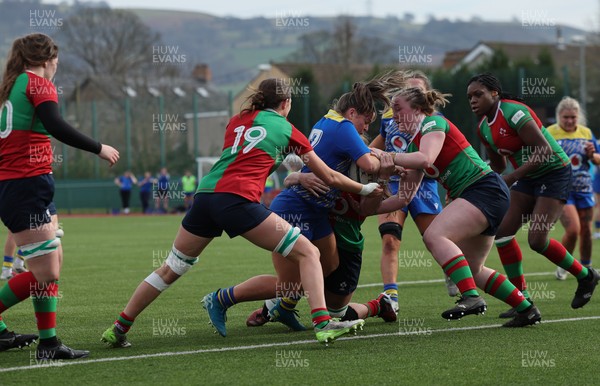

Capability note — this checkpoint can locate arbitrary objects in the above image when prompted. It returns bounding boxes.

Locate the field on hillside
[0,215,598,385]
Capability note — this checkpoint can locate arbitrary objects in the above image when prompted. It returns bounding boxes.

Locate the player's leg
[556,203,579,280]
[494,189,536,312]
[575,195,595,268]
[378,210,404,312]
[528,196,599,308]
[422,198,487,319]
[458,235,539,327]
[594,192,600,239]
[411,179,449,296]
[103,193,217,346]
[1,232,17,280]
[242,215,364,343]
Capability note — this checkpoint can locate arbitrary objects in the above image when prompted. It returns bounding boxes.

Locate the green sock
[484,271,531,312]
[442,255,479,297]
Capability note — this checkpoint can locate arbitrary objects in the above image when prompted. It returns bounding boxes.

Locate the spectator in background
[114,171,137,214]
[155,167,170,214]
[138,171,156,214]
[547,97,600,278]
[181,170,197,211]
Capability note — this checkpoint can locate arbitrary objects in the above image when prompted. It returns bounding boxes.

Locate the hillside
[0,1,587,91]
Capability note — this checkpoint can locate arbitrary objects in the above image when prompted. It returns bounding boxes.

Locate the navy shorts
[511,165,571,202]
[324,247,362,296]
[181,193,271,238]
[459,172,510,236]
[0,174,57,233]
[269,189,332,241]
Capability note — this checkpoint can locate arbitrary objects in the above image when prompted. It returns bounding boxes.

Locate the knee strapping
[166,245,198,275]
[145,271,170,292]
[274,227,301,257]
[379,222,403,241]
[18,238,61,260]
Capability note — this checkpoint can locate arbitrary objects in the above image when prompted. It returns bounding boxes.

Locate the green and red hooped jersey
[197,109,312,203]
[477,99,569,179]
[408,115,491,199]
[0,72,58,180]
[328,192,366,253]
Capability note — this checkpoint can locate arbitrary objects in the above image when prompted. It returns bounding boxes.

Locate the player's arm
[283,171,330,196]
[486,147,507,173]
[392,131,445,169]
[586,135,600,165]
[36,101,119,166]
[375,169,424,214]
[504,120,553,186]
[303,150,381,196]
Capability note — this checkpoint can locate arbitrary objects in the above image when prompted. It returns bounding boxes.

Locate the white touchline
[1,315,598,373]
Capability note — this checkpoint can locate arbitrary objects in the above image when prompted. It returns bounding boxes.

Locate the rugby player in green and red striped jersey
[467,73,599,316]
[102,78,382,347]
[0,33,119,360]
[378,87,541,327]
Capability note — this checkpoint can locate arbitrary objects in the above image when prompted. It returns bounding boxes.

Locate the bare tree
[56,7,161,79]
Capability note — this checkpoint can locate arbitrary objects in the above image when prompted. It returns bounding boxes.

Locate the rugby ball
[347,162,377,184]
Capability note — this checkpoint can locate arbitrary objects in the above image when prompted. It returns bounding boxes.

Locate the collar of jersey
[324,109,347,123]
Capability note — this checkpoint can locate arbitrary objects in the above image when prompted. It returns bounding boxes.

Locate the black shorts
[511,165,571,202]
[181,193,271,238]
[459,172,510,236]
[324,247,362,296]
[0,174,57,233]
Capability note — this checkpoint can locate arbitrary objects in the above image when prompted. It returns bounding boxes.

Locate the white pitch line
[356,271,555,288]
[1,315,598,373]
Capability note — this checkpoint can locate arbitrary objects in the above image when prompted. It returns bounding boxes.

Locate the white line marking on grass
[357,271,555,288]
[2,315,598,373]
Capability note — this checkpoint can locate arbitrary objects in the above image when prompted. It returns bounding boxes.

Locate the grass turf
[0,214,598,385]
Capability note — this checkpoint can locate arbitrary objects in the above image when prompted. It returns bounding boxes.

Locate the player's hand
[98,144,120,167]
[369,147,385,159]
[584,141,595,159]
[299,173,329,197]
[378,152,395,180]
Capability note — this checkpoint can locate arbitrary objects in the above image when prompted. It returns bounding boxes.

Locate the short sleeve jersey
[547,123,600,193]
[197,109,312,203]
[0,71,58,180]
[408,115,491,199]
[290,109,370,208]
[477,100,569,179]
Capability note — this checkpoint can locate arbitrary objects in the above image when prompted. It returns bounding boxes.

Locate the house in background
[65,63,230,159]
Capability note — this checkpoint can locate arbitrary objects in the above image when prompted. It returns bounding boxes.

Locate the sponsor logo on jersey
[421,120,436,134]
[308,129,323,148]
[511,110,526,125]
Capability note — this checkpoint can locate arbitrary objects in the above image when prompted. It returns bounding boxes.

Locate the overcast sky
[48,0,598,30]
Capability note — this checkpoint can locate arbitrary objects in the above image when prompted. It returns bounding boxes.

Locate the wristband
[359,182,379,196]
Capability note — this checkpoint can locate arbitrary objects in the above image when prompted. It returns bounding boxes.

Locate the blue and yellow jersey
[547,124,600,193]
[380,109,413,182]
[290,109,370,208]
